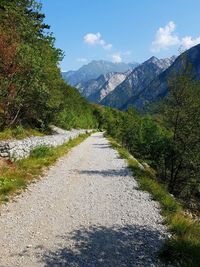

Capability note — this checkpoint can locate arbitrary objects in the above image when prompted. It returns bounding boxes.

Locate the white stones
[0,128,92,161]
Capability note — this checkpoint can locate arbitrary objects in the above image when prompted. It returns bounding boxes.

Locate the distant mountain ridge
[76,72,128,103]
[62,60,139,86]
[125,44,200,110]
[62,45,200,112]
[76,72,115,97]
[100,56,175,109]
[94,72,127,102]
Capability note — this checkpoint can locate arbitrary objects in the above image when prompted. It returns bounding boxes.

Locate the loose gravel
[0,132,168,266]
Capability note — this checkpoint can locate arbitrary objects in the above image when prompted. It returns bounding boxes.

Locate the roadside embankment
[0,126,92,160]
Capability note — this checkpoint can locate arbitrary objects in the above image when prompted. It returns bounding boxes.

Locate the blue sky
[41,0,200,71]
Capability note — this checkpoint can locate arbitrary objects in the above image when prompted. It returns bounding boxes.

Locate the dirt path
[0,132,167,266]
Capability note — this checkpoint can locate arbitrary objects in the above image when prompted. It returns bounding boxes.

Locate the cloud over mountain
[84,32,112,50]
[112,53,122,63]
[151,21,200,52]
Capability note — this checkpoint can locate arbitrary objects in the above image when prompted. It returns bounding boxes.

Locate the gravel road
[0,132,168,267]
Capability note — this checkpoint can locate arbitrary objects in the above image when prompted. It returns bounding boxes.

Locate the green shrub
[12,126,26,139]
[0,178,15,194]
[0,176,26,195]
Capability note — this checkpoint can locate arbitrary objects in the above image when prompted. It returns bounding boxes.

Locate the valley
[63,44,200,112]
[0,1,200,266]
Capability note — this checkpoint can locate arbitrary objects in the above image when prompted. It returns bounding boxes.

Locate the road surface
[0,132,167,266]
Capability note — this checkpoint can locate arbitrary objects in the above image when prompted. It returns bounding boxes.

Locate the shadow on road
[34,224,165,267]
[92,143,112,149]
[78,169,130,177]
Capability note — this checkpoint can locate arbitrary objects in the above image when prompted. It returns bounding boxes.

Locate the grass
[108,136,200,267]
[0,126,45,140]
[0,133,90,203]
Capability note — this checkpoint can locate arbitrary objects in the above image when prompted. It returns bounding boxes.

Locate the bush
[12,126,26,139]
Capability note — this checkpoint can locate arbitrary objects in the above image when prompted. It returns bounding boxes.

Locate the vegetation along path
[0,132,168,266]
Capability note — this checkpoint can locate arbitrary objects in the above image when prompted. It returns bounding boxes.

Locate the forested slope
[0,0,97,131]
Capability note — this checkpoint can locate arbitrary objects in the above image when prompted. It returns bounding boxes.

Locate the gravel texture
[0,132,168,266]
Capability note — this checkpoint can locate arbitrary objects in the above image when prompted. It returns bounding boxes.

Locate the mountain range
[76,71,129,102]
[62,60,138,86]
[127,44,200,110]
[100,56,175,109]
[62,44,200,111]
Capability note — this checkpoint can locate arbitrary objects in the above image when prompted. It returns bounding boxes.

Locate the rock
[0,152,9,157]
[0,127,89,161]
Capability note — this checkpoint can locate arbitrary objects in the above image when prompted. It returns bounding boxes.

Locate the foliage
[0,0,97,130]
[55,86,97,130]
[0,126,44,140]
[160,74,200,199]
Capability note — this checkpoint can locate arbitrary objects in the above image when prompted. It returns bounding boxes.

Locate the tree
[162,74,200,197]
[0,0,62,127]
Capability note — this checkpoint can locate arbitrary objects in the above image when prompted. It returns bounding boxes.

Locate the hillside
[0,0,97,131]
[89,72,128,102]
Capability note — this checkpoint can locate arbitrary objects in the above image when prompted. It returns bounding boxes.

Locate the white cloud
[112,53,122,63]
[151,21,200,52]
[84,32,101,45]
[151,21,179,52]
[76,57,88,63]
[84,32,112,50]
[181,36,200,49]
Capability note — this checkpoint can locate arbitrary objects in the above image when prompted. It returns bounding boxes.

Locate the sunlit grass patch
[30,146,54,158]
[0,126,45,141]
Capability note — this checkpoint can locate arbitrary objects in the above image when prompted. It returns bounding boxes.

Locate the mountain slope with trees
[0,0,97,131]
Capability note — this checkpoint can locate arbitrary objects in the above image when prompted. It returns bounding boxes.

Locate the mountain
[100,56,175,109]
[126,44,200,110]
[90,72,127,102]
[76,72,114,97]
[76,72,128,103]
[61,60,139,86]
